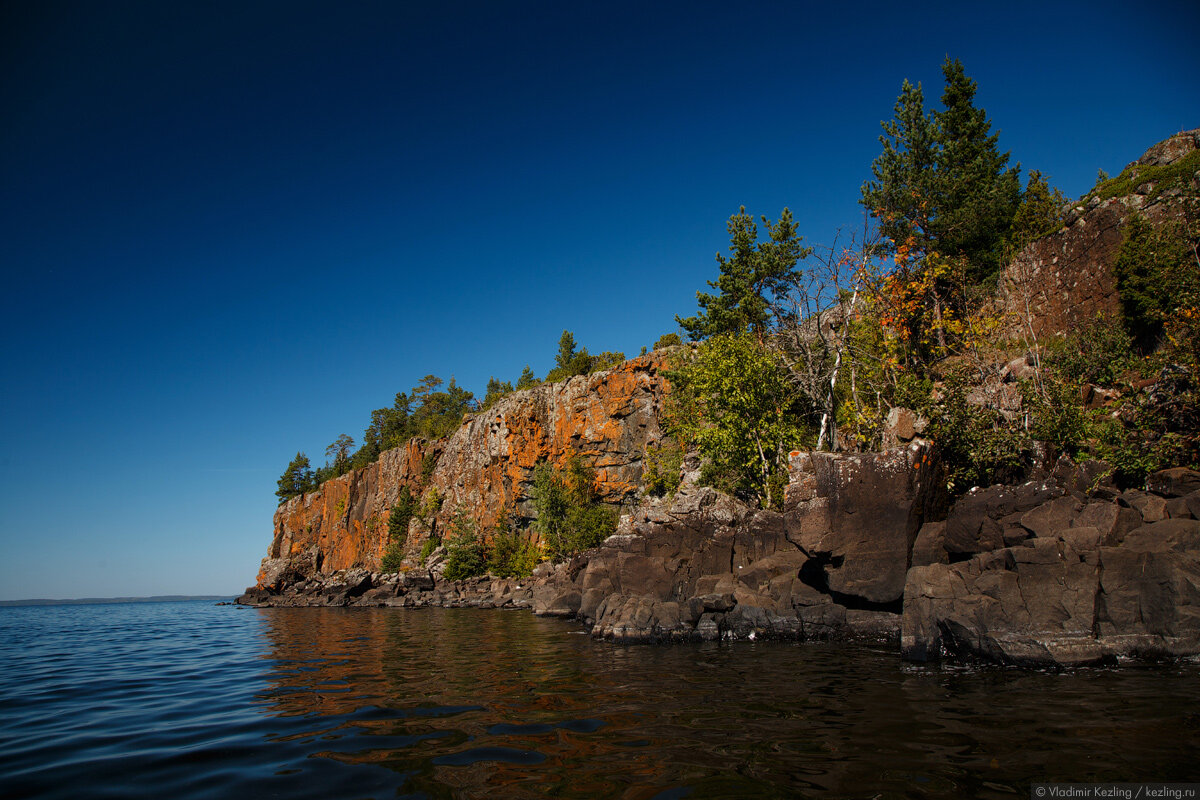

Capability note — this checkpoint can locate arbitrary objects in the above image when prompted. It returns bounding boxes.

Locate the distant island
[1,595,235,607]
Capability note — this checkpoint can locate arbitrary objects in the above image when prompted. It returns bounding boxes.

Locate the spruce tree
[862,80,940,258]
[932,57,1020,282]
[862,57,1021,284]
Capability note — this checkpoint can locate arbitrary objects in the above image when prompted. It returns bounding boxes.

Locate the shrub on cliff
[643,440,683,497]
[442,506,488,581]
[487,518,540,578]
[481,377,514,410]
[1114,216,1199,353]
[388,487,415,545]
[531,457,617,558]
[653,332,682,350]
[667,332,805,509]
[544,330,625,383]
[1045,314,1135,386]
[928,375,1031,494]
[515,365,539,390]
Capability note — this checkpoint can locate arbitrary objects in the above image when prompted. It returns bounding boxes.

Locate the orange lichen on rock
[255,353,672,585]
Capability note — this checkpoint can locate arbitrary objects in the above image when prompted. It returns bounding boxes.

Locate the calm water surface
[1,600,1197,799]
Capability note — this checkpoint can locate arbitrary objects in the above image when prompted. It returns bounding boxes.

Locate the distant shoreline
[0,595,235,607]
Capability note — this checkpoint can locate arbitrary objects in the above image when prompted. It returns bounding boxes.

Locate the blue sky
[1,0,1197,600]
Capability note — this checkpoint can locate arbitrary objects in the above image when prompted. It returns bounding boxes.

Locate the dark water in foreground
[2,602,1198,799]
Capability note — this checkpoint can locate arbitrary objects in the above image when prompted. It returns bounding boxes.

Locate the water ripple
[1,602,1198,798]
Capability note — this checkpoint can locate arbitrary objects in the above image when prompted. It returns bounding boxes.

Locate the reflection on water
[1,601,1196,800]
[256,607,1200,799]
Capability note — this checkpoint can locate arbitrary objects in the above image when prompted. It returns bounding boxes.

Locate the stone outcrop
[240,568,535,611]
[999,128,1199,338]
[242,445,1200,667]
[901,466,1200,666]
[254,354,670,587]
[530,445,935,643]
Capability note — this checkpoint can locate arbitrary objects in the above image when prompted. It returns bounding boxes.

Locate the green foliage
[421,452,439,484]
[1045,314,1135,385]
[531,456,617,558]
[1087,149,1200,205]
[380,541,405,572]
[642,440,683,497]
[388,486,415,545]
[862,57,1021,284]
[1009,170,1066,249]
[481,377,514,410]
[417,486,442,522]
[276,452,315,503]
[1095,365,1199,487]
[544,331,625,383]
[928,376,1031,494]
[442,505,488,581]
[418,536,439,565]
[555,331,581,373]
[863,79,939,255]
[324,433,355,478]
[516,365,539,390]
[413,376,475,439]
[487,519,540,578]
[357,375,475,465]
[893,372,935,413]
[668,332,805,508]
[589,350,626,372]
[932,58,1021,282]
[1027,378,1089,462]
[1114,216,1199,352]
[545,330,590,382]
[677,207,810,340]
[653,332,682,350]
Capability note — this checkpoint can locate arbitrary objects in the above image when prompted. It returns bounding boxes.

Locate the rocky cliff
[256,353,670,589]
[242,131,1200,668]
[999,128,1199,338]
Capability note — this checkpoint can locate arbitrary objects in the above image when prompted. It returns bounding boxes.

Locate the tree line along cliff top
[275,57,1199,551]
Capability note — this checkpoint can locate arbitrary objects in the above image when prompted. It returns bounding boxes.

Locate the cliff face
[245,131,1200,668]
[432,351,669,527]
[256,353,670,588]
[1000,128,1199,338]
[260,440,433,585]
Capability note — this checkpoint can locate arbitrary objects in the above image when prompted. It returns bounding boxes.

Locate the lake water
[2,600,1197,799]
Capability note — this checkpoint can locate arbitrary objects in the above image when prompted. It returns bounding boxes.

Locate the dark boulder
[902,540,1105,667]
[1147,468,1200,498]
[943,481,1064,556]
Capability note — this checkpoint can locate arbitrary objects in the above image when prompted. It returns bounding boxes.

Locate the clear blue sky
[1,0,1196,600]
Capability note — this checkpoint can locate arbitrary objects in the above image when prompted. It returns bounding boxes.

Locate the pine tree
[554,331,577,372]
[276,452,314,502]
[677,207,809,340]
[325,434,355,476]
[516,365,538,390]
